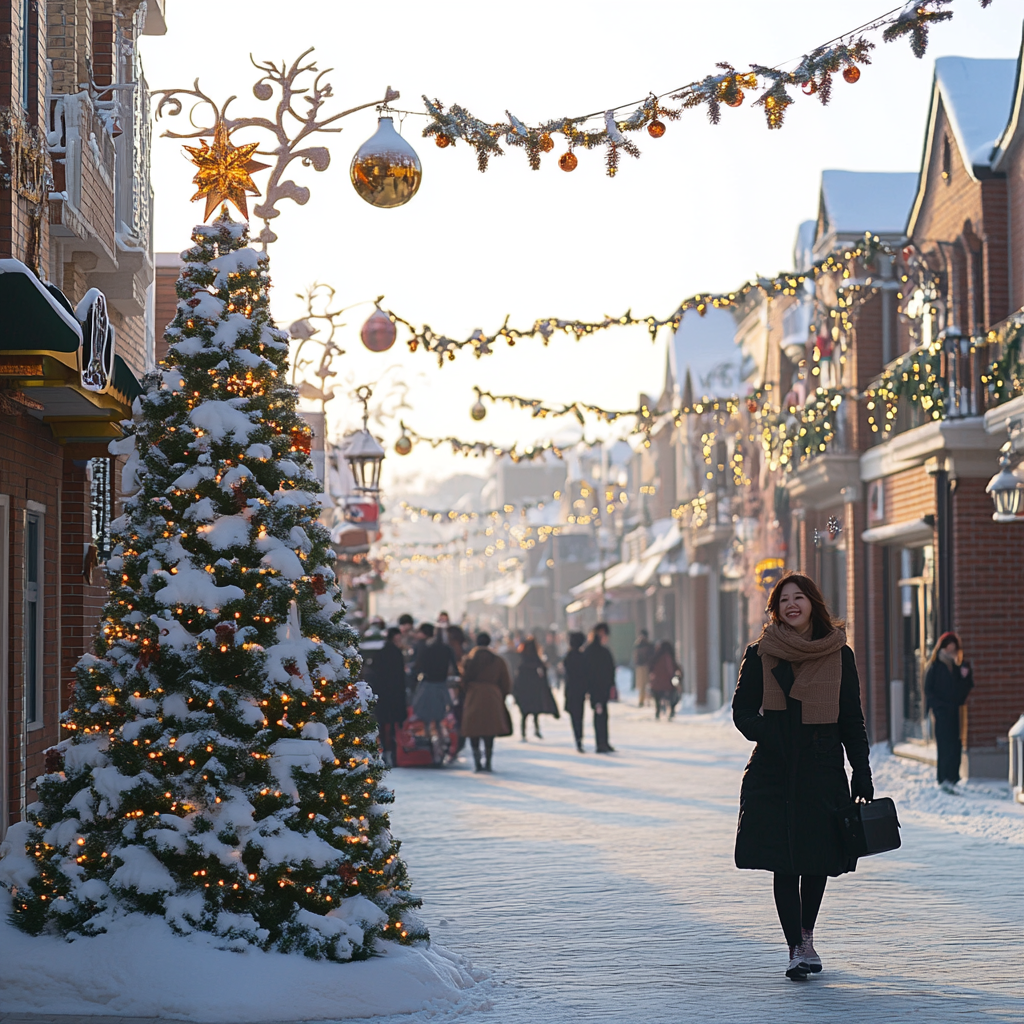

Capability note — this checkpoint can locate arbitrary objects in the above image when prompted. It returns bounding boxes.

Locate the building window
[19,0,32,112]
[89,457,114,561]
[942,136,952,182]
[25,511,43,725]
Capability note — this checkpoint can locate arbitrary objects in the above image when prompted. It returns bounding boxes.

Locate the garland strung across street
[393,422,600,461]
[419,1,980,177]
[385,234,903,366]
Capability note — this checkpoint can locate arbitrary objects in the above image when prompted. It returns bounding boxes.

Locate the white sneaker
[787,945,810,980]
[798,929,822,973]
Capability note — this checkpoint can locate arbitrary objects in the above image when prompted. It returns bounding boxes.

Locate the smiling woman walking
[731,572,873,981]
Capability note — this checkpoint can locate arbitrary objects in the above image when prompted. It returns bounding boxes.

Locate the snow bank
[0,890,483,1021]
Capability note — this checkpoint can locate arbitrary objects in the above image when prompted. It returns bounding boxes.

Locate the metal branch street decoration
[154,49,398,246]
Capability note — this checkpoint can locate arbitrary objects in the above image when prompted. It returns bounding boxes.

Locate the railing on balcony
[867,319,1024,444]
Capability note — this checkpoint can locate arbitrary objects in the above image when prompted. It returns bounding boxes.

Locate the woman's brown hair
[765,571,842,638]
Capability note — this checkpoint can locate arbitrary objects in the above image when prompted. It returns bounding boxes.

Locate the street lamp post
[344,385,386,496]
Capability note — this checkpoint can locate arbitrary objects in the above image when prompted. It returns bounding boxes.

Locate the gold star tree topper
[184,121,268,220]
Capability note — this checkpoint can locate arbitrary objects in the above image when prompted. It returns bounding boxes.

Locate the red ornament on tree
[310,574,327,595]
[558,151,577,172]
[290,427,312,454]
[338,863,358,886]
[136,641,160,670]
[747,398,759,414]
[215,622,236,647]
[647,119,666,138]
[360,307,397,353]
[843,65,861,84]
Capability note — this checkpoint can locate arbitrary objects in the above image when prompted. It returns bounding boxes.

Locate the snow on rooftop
[935,56,1018,168]
[669,305,743,399]
[820,170,919,236]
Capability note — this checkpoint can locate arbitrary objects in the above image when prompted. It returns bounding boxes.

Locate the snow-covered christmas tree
[1,209,426,960]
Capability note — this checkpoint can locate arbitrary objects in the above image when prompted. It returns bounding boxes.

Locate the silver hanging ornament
[350,117,422,209]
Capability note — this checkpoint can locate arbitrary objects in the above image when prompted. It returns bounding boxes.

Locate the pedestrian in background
[649,640,680,720]
[633,629,655,707]
[461,631,513,772]
[563,631,588,752]
[543,628,562,690]
[368,627,409,767]
[513,636,560,740]
[924,631,974,793]
[731,571,872,981]
[584,623,616,753]
[412,622,458,765]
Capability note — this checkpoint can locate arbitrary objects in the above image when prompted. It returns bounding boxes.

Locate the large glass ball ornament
[350,117,422,209]
[559,151,578,173]
[843,65,861,84]
[470,399,487,421]
[647,119,666,138]
[361,307,397,352]
[394,432,413,456]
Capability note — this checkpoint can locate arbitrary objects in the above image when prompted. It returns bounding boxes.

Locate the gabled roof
[817,170,918,239]
[992,28,1024,172]
[908,55,1019,234]
[934,56,1018,171]
[668,305,743,401]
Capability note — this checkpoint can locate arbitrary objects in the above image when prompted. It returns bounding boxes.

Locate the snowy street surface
[3,695,1021,1024]
[380,695,1023,1023]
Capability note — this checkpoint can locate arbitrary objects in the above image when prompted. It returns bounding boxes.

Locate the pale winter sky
[140,0,1022,493]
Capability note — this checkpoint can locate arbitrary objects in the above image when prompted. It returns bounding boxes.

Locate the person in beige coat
[460,632,513,772]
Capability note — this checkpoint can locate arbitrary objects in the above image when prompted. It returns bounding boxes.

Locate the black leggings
[469,736,494,760]
[773,873,827,948]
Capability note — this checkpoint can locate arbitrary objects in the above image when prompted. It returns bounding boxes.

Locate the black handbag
[837,797,901,858]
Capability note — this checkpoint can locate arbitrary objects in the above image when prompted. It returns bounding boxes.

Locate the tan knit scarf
[758,622,847,724]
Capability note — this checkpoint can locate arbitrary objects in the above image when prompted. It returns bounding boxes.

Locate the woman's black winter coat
[924,658,974,712]
[732,642,871,877]
[563,649,588,715]
[367,643,410,725]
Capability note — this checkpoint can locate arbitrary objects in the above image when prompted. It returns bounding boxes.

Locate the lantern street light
[986,451,1023,523]
[343,385,386,496]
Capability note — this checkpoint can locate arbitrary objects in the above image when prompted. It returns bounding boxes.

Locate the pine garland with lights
[1,210,425,960]
[419,2,987,173]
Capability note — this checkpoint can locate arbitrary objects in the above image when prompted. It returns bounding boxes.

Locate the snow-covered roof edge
[908,54,1019,235]
[992,28,1024,172]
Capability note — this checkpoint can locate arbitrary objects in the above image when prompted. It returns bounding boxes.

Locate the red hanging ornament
[360,307,397,353]
[310,574,327,595]
[435,134,451,148]
[843,65,861,84]
[802,79,817,95]
[725,90,744,108]
[647,119,666,138]
[338,863,358,885]
[558,151,578,172]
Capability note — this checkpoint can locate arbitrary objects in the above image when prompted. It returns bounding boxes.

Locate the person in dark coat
[460,632,513,771]
[513,636,560,740]
[368,627,409,767]
[563,632,588,752]
[924,631,974,790]
[648,640,680,720]
[411,623,458,764]
[732,571,872,981]
[584,622,616,753]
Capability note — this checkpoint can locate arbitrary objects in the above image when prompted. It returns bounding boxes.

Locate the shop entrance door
[897,545,936,741]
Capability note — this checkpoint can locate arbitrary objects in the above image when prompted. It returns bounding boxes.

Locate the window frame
[24,503,45,730]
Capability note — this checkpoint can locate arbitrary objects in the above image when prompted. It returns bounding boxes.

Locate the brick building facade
[1,2,166,835]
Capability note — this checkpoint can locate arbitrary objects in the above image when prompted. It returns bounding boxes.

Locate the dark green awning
[112,355,144,402]
[0,259,82,353]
